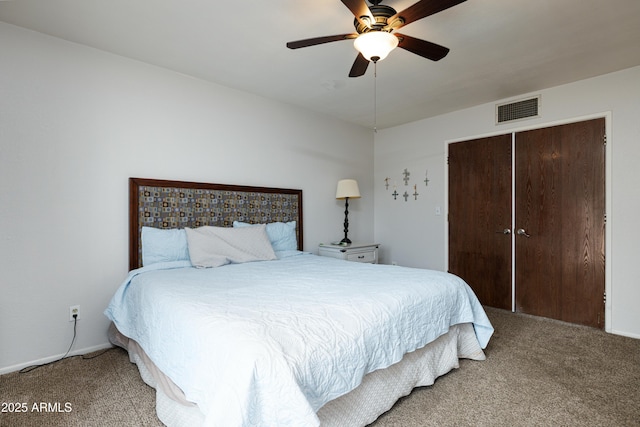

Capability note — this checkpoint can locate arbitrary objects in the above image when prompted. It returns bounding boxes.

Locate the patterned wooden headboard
[129,178,303,270]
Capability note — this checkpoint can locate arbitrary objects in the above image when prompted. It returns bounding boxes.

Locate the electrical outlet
[69,305,80,322]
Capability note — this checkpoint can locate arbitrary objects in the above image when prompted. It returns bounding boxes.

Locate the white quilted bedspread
[105,253,493,427]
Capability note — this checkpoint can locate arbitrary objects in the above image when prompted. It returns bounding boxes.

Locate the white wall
[0,23,375,373]
[374,65,640,339]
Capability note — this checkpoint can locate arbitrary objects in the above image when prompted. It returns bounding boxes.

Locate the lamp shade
[336,179,361,199]
[353,31,399,62]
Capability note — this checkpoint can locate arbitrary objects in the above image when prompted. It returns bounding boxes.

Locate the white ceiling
[2,0,640,129]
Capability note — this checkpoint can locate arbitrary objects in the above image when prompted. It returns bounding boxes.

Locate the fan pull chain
[373,61,378,133]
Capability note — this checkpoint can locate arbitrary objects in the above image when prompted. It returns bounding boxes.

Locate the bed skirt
[109,323,485,427]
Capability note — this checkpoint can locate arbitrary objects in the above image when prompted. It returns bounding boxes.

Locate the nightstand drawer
[346,251,376,263]
[318,243,379,264]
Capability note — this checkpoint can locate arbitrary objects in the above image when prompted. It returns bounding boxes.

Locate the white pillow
[185,225,277,268]
[233,221,297,251]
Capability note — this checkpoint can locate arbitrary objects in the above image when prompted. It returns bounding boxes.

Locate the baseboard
[0,342,114,375]
[609,329,640,340]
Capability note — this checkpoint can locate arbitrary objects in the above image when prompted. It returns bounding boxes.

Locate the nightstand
[318,243,379,264]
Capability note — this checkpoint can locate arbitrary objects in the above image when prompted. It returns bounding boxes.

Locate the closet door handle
[496,228,511,234]
[516,228,531,238]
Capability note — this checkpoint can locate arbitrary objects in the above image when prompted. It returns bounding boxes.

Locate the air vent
[496,95,540,124]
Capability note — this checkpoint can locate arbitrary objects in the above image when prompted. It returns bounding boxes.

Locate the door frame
[444,112,612,332]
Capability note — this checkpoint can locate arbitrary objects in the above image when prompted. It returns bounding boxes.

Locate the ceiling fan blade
[390,0,467,30]
[349,53,369,77]
[396,33,450,61]
[286,33,358,49]
[341,0,374,28]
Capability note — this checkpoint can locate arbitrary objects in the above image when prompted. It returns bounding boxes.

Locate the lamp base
[340,197,353,246]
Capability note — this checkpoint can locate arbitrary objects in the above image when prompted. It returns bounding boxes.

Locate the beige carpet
[1,307,639,427]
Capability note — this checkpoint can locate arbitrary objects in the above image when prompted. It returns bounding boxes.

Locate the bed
[105,177,493,427]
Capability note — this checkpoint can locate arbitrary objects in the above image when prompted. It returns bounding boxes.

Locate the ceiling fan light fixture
[354,31,398,62]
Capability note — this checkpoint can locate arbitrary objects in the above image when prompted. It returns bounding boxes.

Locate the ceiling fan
[286,0,466,77]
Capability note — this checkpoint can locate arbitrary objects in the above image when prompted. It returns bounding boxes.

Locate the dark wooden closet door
[448,134,512,309]
[514,118,605,328]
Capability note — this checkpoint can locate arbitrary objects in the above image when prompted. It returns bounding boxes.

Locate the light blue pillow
[233,221,297,252]
[141,226,191,266]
